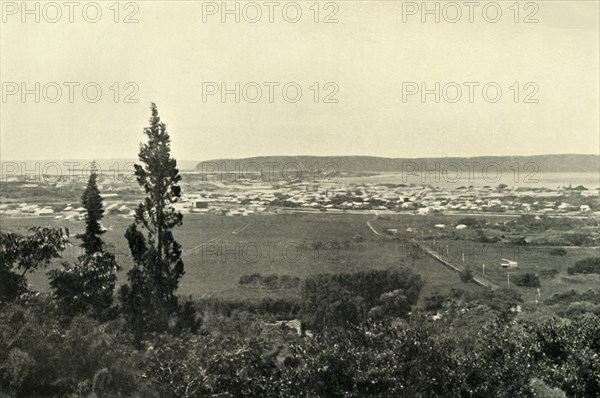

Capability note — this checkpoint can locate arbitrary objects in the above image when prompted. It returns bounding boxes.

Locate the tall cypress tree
[77,161,105,254]
[121,103,184,332]
[49,162,119,317]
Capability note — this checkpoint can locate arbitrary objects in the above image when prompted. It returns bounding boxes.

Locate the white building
[500,259,518,269]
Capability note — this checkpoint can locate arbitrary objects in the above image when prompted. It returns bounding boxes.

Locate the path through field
[366,211,382,236]
[366,221,381,236]
[187,222,251,254]
[419,243,499,290]
[232,223,251,235]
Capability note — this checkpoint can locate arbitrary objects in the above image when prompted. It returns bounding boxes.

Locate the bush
[238,273,301,289]
[368,289,411,320]
[2,294,600,397]
[513,273,541,288]
[459,267,473,283]
[0,299,153,397]
[424,290,447,311]
[458,217,479,227]
[568,257,600,275]
[559,302,600,318]
[48,252,120,317]
[539,269,559,279]
[477,234,500,243]
[545,289,600,306]
[549,248,567,256]
[511,237,529,246]
[196,297,301,319]
[173,298,202,335]
[1,227,69,302]
[301,269,424,329]
[463,288,523,316]
[529,378,567,397]
[562,233,592,247]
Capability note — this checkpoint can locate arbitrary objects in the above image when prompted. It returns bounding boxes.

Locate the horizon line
[2,152,599,163]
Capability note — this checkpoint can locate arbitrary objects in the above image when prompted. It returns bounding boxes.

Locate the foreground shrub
[145,334,278,397]
[0,227,69,302]
[278,322,462,398]
[48,252,120,318]
[0,298,153,397]
[1,297,599,398]
[424,289,447,311]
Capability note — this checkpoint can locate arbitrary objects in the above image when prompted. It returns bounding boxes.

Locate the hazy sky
[1,0,598,161]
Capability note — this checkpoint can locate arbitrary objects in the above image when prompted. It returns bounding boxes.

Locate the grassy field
[369,214,600,303]
[2,212,597,305]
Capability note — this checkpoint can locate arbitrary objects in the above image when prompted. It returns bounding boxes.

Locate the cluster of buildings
[1,179,598,219]
[0,202,56,217]
[0,200,134,220]
[181,182,600,217]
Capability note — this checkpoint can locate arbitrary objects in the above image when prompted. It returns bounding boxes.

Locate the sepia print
[1,1,599,397]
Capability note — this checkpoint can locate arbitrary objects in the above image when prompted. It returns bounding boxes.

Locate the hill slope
[196,154,600,173]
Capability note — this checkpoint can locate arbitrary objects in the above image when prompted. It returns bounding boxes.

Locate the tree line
[1,103,197,338]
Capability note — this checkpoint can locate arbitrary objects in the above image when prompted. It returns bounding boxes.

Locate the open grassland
[369,214,599,303]
[2,212,596,305]
[420,239,599,301]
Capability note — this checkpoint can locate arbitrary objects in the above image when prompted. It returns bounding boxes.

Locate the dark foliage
[76,164,105,255]
[549,248,567,256]
[567,257,600,275]
[545,289,600,306]
[197,297,301,319]
[513,273,541,288]
[239,273,301,289]
[459,267,474,283]
[0,298,153,398]
[48,252,120,317]
[120,103,186,335]
[0,227,69,302]
[48,165,120,317]
[301,269,424,329]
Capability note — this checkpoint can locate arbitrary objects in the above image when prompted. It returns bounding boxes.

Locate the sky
[1,0,599,162]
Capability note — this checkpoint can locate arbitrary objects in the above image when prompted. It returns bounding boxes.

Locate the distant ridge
[4,155,598,174]
[196,154,600,173]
